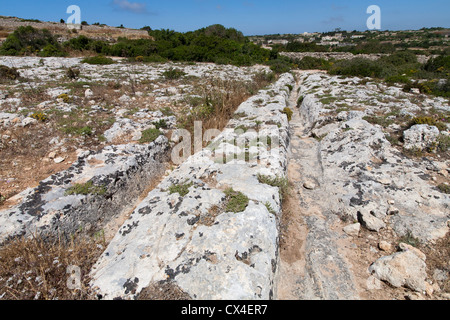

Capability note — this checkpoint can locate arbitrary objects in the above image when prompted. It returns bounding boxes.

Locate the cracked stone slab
[0,136,170,243]
[89,73,296,300]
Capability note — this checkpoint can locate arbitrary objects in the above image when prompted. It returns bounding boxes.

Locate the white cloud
[112,0,148,14]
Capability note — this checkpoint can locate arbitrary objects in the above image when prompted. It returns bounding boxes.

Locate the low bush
[81,55,115,65]
[409,116,447,132]
[66,67,80,80]
[329,58,389,78]
[295,56,333,70]
[162,68,186,80]
[0,65,21,81]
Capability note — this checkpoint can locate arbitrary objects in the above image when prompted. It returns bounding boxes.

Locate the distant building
[268,39,289,45]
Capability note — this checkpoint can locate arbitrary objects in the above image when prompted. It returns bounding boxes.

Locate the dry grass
[0,234,105,300]
[178,72,276,146]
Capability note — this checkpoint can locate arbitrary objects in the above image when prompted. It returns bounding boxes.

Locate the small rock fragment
[54,157,65,164]
[343,223,360,237]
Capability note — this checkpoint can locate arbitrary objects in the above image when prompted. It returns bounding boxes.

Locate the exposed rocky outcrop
[0,137,170,243]
[89,73,296,300]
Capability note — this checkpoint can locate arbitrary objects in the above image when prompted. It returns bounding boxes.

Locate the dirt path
[274,71,361,300]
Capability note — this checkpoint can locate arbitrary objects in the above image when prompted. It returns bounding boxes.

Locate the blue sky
[1,0,449,35]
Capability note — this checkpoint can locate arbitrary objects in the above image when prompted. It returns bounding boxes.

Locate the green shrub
[0,193,5,205]
[329,58,388,78]
[152,119,168,129]
[380,51,418,66]
[64,35,92,51]
[267,58,292,74]
[81,55,115,65]
[139,128,162,143]
[0,26,61,56]
[39,44,66,57]
[424,55,450,73]
[295,56,333,70]
[409,116,447,132]
[385,74,411,85]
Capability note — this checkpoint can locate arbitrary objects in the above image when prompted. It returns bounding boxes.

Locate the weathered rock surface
[89,73,296,300]
[296,71,449,244]
[369,245,428,292]
[403,124,440,150]
[0,137,170,243]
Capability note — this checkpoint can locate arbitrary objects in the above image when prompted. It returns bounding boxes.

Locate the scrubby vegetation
[81,55,115,65]
[168,181,194,197]
[0,65,21,82]
[65,181,107,196]
[139,128,162,144]
[0,24,291,73]
[0,26,65,56]
[0,234,104,300]
[224,188,249,213]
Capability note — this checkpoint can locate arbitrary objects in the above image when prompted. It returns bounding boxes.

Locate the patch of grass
[257,174,289,201]
[385,134,400,146]
[398,231,421,248]
[0,234,104,300]
[65,181,106,196]
[311,132,328,142]
[159,107,174,116]
[319,96,339,105]
[0,193,5,205]
[234,125,249,133]
[403,146,424,158]
[437,183,450,194]
[152,119,168,130]
[63,126,93,137]
[436,134,450,152]
[224,188,249,213]
[409,116,447,132]
[264,202,276,215]
[281,107,293,121]
[139,128,162,144]
[168,181,193,197]
[162,68,186,80]
[363,115,394,128]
